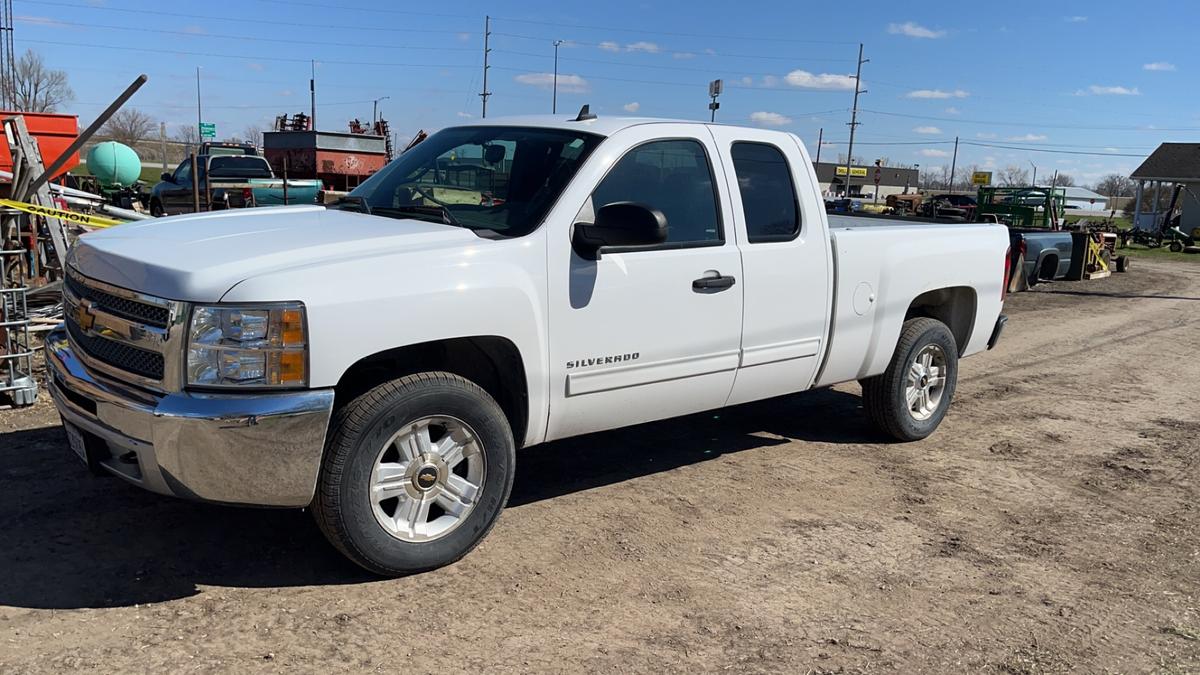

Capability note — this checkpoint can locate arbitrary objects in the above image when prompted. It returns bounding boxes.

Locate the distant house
[1130,143,1200,234]
[1058,186,1108,211]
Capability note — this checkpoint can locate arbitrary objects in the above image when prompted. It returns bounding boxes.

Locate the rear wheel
[313,372,515,576]
[861,318,959,441]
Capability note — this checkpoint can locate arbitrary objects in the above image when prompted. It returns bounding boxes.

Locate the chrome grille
[65,272,170,328]
[66,319,165,379]
[62,267,183,390]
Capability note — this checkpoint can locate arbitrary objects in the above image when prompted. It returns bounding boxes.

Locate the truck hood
[70,205,479,301]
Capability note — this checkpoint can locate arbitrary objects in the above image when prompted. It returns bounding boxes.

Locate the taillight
[1002,245,1011,301]
[242,187,253,202]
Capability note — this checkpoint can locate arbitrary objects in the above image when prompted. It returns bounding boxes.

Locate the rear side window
[592,139,722,246]
[207,156,273,179]
[730,142,800,243]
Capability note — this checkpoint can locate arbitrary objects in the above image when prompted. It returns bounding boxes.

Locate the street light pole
[552,39,564,114]
[195,66,202,140]
[1029,160,1037,187]
[372,96,390,126]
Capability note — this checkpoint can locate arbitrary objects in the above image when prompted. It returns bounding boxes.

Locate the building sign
[835,166,869,177]
[971,171,992,186]
[199,122,216,139]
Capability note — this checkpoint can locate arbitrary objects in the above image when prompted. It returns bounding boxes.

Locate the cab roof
[452,113,779,138]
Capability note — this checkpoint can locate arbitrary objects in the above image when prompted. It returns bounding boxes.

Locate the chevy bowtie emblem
[74,299,96,331]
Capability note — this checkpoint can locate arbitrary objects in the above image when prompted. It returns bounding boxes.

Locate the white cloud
[514,72,590,93]
[457,32,472,42]
[1143,62,1176,72]
[456,111,472,118]
[887,21,946,39]
[247,62,265,72]
[749,111,792,127]
[906,88,969,99]
[739,76,753,86]
[1064,15,1087,22]
[976,132,997,139]
[623,102,640,112]
[919,148,950,157]
[598,41,620,52]
[704,48,717,55]
[784,69,857,90]
[913,126,942,134]
[672,52,695,60]
[944,106,960,114]
[1088,85,1140,95]
[1007,133,1048,141]
[625,41,660,53]
[762,75,780,87]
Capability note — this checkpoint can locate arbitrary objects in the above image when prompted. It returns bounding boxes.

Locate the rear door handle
[692,273,736,292]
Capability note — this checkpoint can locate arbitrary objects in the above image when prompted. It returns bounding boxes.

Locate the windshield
[347,126,604,237]
[207,156,273,178]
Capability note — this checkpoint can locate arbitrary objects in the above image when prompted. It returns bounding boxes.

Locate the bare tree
[997,165,1030,187]
[4,49,74,112]
[1047,173,1075,188]
[241,124,264,147]
[173,124,200,147]
[1094,173,1133,197]
[101,108,157,145]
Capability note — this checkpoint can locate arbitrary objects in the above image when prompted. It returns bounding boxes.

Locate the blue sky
[16,0,1197,185]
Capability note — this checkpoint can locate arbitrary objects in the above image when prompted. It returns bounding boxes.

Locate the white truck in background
[47,114,1010,575]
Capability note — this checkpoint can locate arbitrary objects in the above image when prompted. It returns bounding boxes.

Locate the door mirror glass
[573,201,668,259]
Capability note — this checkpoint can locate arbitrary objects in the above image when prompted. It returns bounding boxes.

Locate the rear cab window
[729,142,800,243]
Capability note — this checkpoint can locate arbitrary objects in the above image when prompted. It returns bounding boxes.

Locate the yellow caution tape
[0,198,123,228]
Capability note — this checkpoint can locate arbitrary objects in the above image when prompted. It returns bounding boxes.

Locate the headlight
[186,303,308,388]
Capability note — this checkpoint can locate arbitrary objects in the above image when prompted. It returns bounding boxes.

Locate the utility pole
[1029,160,1037,187]
[949,136,959,192]
[552,39,564,114]
[480,15,492,118]
[814,127,823,165]
[195,66,202,137]
[372,96,390,126]
[843,43,867,197]
[159,121,167,171]
[310,60,316,129]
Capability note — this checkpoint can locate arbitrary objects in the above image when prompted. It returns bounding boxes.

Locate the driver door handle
[692,272,736,292]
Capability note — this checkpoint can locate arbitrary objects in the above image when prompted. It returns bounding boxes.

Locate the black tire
[1116,255,1130,273]
[860,318,959,442]
[312,372,516,576]
[149,199,164,217]
[1169,240,1184,253]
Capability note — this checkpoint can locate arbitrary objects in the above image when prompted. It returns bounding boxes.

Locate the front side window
[730,142,800,243]
[173,159,191,184]
[592,139,722,246]
[348,126,603,237]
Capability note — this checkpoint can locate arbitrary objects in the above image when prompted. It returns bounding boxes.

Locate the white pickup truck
[47,114,1010,575]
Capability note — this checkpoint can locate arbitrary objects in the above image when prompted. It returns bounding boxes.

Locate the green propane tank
[86,141,141,186]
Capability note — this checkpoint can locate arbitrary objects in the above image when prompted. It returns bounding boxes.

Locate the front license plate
[65,423,87,464]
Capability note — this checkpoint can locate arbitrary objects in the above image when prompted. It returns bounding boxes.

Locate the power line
[861,107,1200,132]
[494,48,854,79]
[491,33,856,63]
[490,15,856,44]
[21,39,478,69]
[15,17,478,52]
[20,0,472,35]
[960,141,1147,157]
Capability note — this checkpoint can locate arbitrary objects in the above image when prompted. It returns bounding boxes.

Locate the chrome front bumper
[45,327,335,507]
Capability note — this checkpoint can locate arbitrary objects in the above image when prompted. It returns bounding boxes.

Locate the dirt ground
[1,260,1198,674]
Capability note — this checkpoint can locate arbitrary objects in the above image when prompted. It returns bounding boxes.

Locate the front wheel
[312,372,516,576]
[861,318,959,441]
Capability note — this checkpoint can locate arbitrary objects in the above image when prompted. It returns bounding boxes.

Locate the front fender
[220,231,550,444]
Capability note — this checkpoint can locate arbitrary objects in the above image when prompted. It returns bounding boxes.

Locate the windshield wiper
[329,195,372,215]
[374,205,467,229]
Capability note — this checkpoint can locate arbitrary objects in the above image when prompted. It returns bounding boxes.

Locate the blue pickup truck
[1009,228,1073,284]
